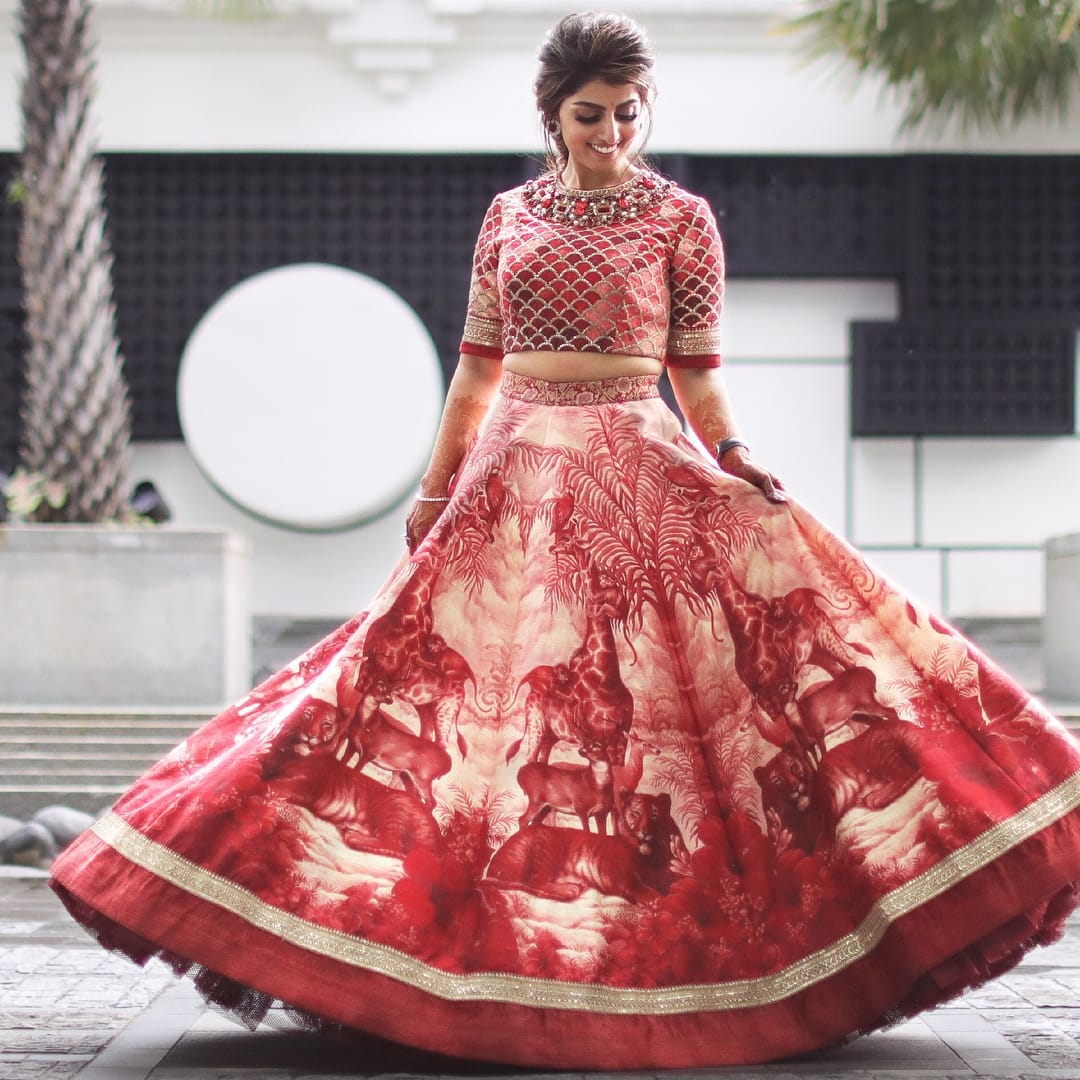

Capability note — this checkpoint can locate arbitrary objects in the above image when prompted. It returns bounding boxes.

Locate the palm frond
[651,737,709,845]
[709,717,762,822]
[786,0,1080,133]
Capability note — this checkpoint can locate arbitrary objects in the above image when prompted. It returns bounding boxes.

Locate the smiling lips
[590,143,620,154]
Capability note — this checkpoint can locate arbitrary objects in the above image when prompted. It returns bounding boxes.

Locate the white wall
[131,441,408,617]
[3,0,1080,153]
[4,0,1078,617]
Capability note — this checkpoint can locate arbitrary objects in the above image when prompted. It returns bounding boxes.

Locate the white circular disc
[178,264,444,531]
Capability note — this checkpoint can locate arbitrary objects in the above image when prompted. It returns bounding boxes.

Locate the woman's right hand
[405,497,448,554]
[404,352,503,554]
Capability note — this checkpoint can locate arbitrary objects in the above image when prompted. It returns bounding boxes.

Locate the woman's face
[555,79,644,185]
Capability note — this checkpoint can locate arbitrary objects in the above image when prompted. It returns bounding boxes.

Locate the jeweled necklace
[523,170,672,226]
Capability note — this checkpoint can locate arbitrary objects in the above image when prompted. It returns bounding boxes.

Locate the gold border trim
[93,771,1080,1015]
[499,372,661,406]
[668,326,723,353]
[461,314,502,350]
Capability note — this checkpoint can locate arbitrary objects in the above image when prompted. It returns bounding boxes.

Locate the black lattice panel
[0,293,24,472]
[908,156,1080,318]
[1,152,530,455]
[852,320,1076,436]
[690,156,905,278]
[104,153,528,440]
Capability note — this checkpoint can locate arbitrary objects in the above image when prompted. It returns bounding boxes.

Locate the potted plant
[1,0,251,717]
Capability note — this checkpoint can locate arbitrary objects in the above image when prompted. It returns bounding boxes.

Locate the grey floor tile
[92,1045,172,1070]
[150,1071,295,1080]
[78,1068,154,1080]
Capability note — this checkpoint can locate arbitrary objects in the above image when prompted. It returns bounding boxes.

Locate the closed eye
[575,113,638,124]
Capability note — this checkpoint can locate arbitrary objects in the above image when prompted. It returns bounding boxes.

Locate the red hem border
[50,810,1080,1070]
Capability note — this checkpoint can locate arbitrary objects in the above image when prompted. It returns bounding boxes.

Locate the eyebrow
[570,99,640,109]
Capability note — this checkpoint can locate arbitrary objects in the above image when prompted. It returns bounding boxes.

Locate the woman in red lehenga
[51,12,1080,1069]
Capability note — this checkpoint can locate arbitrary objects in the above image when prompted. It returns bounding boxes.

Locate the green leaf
[784,0,1080,133]
[2,468,68,520]
[42,480,68,510]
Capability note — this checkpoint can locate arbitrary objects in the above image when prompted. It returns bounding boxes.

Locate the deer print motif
[508,566,633,766]
[351,708,452,807]
[517,739,616,834]
[688,544,870,755]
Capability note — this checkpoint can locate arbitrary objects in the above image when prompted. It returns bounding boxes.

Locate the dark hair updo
[534,12,657,170]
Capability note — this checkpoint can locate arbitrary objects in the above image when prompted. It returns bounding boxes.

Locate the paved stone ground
[2,869,1080,1080]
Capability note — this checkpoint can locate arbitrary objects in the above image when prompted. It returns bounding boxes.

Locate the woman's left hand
[405,498,447,554]
[720,447,787,504]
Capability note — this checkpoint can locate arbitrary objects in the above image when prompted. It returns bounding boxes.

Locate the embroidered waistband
[499,372,660,406]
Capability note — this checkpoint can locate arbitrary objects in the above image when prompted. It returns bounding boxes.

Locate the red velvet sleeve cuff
[663,353,722,369]
[458,340,505,361]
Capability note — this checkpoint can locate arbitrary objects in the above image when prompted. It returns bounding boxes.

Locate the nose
[597,114,618,145]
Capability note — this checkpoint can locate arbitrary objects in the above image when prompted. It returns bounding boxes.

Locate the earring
[547,119,561,135]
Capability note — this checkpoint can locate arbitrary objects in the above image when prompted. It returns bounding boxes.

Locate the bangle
[716,437,749,460]
[415,494,450,504]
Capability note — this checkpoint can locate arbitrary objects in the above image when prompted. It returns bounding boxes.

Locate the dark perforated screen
[851,321,1076,436]
[1,152,1077,468]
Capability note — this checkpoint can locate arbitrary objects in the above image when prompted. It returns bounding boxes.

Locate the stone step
[0,768,156,784]
[0,721,209,733]
[0,709,214,819]
[1,752,165,765]
[0,740,201,753]
[0,709,216,726]
[0,710,215,749]
[1037,698,1080,730]
[0,786,127,820]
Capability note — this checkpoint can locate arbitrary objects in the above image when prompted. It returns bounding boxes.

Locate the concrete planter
[0,526,251,708]
[1045,532,1080,699]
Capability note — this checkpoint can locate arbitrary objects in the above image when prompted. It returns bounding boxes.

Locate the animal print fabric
[51,375,1080,1069]
[459,174,724,366]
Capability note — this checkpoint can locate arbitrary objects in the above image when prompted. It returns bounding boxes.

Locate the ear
[654,792,671,815]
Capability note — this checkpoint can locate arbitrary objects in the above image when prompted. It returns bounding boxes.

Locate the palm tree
[535,410,762,740]
[788,0,1080,133]
[15,0,133,522]
[442,405,763,739]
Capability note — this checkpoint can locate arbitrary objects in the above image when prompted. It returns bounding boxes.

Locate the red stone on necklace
[524,172,670,225]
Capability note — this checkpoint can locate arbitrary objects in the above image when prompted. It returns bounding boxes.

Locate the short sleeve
[458,195,505,360]
[664,196,724,368]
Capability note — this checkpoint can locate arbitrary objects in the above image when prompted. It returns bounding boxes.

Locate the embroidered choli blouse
[459,171,724,368]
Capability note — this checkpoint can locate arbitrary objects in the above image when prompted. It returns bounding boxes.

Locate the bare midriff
[502,351,663,382]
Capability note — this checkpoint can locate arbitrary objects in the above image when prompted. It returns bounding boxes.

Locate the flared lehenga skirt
[51,372,1080,1068]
